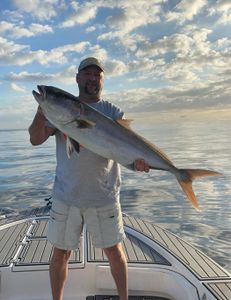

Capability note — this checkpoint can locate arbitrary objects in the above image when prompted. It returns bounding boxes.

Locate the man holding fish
[29,57,149,300]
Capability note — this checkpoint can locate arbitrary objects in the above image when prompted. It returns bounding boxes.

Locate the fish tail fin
[175,169,222,211]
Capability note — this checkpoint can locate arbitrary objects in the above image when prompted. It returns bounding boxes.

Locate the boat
[0,202,230,300]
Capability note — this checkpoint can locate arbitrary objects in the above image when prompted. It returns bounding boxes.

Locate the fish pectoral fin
[76,119,96,129]
[66,136,74,158]
[66,136,81,158]
[70,137,81,154]
[116,119,133,129]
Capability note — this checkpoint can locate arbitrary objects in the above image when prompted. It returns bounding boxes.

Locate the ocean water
[0,118,230,272]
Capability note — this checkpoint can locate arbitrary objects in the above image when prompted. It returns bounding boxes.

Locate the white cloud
[5,65,79,85]
[10,82,26,92]
[0,39,91,66]
[0,37,29,61]
[136,33,194,58]
[106,60,128,76]
[208,0,231,24]
[12,0,64,21]
[87,45,108,61]
[106,1,161,34]
[60,1,98,28]
[166,0,207,24]
[5,71,55,82]
[0,21,53,39]
[86,26,96,33]
[0,21,14,33]
[107,73,231,113]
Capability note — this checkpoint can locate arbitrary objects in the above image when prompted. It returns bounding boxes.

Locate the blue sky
[0,0,230,129]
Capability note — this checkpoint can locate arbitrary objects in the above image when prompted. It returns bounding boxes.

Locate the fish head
[32,85,83,125]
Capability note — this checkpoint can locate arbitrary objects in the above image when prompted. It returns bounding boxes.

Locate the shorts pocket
[98,202,121,221]
[47,209,68,248]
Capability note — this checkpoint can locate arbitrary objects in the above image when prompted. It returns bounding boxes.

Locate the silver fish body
[32,85,221,210]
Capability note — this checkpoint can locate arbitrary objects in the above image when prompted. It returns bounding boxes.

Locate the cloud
[0,39,91,66]
[107,74,231,113]
[86,26,96,33]
[208,0,231,24]
[106,60,128,76]
[0,21,53,39]
[4,66,77,85]
[0,37,29,64]
[5,71,56,82]
[60,1,98,28]
[97,0,163,51]
[10,82,26,92]
[0,21,14,33]
[106,1,161,33]
[136,34,194,58]
[165,0,208,24]
[12,0,65,21]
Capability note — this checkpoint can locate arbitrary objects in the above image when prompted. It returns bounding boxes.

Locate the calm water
[0,119,230,272]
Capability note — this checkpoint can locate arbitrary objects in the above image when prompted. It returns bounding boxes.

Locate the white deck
[0,207,230,300]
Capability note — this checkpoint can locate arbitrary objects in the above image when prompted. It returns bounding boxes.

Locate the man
[29,57,149,300]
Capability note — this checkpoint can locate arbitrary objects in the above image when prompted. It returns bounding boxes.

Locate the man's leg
[49,247,72,300]
[104,243,128,300]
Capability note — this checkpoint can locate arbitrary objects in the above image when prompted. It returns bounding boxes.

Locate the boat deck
[124,215,231,300]
[0,217,169,268]
[0,206,230,300]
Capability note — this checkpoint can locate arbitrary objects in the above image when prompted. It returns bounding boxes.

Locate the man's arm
[29,106,56,145]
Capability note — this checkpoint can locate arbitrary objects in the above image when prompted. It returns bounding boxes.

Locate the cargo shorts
[47,199,126,250]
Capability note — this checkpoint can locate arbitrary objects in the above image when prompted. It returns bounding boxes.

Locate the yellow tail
[176,169,222,210]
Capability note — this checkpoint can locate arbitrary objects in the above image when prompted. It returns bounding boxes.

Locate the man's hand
[37,105,46,117]
[134,159,150,173]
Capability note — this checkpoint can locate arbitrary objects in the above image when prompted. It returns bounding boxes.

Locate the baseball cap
[78,57,104,72]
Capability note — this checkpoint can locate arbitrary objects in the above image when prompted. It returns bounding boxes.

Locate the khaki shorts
[47,199,126,250]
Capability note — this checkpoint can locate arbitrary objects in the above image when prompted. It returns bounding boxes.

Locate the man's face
[77,66,104,98]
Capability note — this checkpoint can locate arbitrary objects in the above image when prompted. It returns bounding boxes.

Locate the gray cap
[78,57,104,72]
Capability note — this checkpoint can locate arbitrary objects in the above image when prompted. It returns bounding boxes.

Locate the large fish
[32,85,221,210]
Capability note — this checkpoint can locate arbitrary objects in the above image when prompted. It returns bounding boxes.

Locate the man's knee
[103,243,125,261]
[51,247,72,265]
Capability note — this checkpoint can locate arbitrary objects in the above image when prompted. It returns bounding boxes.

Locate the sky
[0,0,230,129]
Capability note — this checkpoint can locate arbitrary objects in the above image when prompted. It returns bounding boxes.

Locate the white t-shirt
[50,99,124,208]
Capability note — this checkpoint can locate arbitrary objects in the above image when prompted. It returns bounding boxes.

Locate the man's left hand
[134,159,150,173]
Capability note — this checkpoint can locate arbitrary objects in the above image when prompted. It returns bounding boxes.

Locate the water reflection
[0,119,230,272]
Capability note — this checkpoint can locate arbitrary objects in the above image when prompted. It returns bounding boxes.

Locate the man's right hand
[29,106,55,145]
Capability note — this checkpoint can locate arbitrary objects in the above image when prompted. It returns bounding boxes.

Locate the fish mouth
[32,85,45,101]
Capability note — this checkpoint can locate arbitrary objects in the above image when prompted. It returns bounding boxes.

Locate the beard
[84,82,101,95]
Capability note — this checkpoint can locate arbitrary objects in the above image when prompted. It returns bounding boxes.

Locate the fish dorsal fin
[116,119,133,129]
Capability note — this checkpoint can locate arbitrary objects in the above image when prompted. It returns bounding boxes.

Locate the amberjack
[32,85,221,210]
